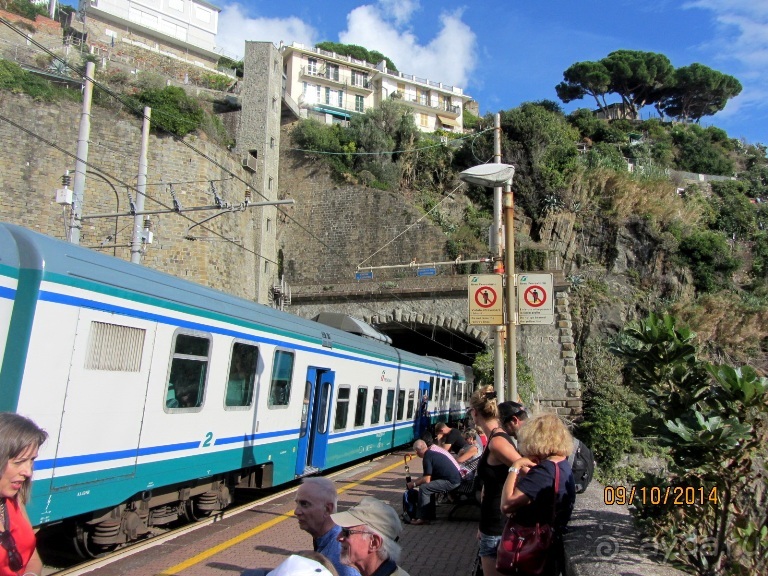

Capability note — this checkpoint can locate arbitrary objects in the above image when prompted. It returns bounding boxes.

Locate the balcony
[299,66,373,93]
[401,97,461,117]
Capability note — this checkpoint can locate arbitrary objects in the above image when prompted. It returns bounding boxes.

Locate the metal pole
[131,106,151,264]
[70,60,95,245]
[504,182,517,402]
[492,113,505,402]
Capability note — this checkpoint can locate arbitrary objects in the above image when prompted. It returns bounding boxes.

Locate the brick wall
[0,94,265,302]
[277,147,450,286]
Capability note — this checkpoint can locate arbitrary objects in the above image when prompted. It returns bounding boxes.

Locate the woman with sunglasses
[0,413,47,576]
[468,386,522,576]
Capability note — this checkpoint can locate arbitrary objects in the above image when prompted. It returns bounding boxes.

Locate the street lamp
[459,163,517,403]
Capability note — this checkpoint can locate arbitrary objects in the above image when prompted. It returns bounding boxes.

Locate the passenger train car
[0,223,473,554]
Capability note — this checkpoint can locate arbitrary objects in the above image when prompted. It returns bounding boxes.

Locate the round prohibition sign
[474,286,498,308]
[523,285,547,308]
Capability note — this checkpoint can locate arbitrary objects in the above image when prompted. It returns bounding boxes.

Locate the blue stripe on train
[39,290,454,380]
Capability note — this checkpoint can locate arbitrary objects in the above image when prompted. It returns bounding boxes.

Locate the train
[0,222,473,555]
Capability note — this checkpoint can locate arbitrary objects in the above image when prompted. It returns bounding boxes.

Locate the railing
[299,66,372,90]
[402,97,460,115]
[287,42,465,95]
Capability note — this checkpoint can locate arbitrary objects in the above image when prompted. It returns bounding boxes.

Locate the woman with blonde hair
[0,412,48,576]
[468,386,522,576]
[500,413,576,575]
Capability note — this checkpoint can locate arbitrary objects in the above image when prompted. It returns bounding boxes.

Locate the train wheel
[72,523,119,559]
[183,496,214,522]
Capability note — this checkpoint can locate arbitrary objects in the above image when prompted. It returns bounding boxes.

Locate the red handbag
[496,462,560,575]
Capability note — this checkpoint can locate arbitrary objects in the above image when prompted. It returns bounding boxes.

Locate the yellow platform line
[160,456,408,574]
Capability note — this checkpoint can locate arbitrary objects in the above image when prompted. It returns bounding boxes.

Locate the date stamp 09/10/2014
[604,485,719,506]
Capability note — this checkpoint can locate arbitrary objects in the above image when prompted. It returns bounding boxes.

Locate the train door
[415,380,430,438]
[51,310,156,488]
[295,366,335,476]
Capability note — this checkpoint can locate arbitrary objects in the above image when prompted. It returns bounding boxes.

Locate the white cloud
[215,3,318,60]
[338,2,477,90]
[683,1,768,121]
[379,0,420,27]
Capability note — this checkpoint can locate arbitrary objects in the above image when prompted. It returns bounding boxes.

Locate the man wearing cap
[498,401,528,444]
[294,477,360,576]
[332,497,410,576]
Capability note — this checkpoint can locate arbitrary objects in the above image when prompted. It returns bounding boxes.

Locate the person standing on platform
[468,387,522,576]
[294,477,361,576]
[0,412,48,576]
[332,497,409,576]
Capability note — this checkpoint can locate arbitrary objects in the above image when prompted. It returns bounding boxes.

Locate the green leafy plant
[613,313,768,575]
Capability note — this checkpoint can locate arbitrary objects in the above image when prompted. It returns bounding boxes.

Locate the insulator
[62,173,71,187]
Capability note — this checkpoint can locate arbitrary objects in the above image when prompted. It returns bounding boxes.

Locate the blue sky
[209,0,768,146]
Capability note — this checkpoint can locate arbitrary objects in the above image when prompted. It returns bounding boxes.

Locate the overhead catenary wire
[0,17,489,361]
[0,16,334,258]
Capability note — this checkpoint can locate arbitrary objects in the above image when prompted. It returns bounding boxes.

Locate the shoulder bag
[495,461,560,575]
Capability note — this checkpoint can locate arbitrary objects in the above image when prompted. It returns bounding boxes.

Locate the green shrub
[134,86,205,137]
[678,230,740,293]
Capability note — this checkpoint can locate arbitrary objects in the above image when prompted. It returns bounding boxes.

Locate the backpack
[567,438,595,494]
[402,488,419,523]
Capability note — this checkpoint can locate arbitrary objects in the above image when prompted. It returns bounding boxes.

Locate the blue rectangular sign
[356,271,374,281]
[417,267,437,276]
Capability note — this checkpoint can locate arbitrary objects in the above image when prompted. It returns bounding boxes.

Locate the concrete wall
[276,147,449,287]
[236,41,283,302]
[0,94,261,301]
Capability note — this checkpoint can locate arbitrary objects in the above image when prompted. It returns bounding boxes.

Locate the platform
[73,451,480,576]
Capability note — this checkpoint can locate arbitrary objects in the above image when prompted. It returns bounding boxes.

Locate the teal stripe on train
[0,268,42,411]
[27,439,298,526]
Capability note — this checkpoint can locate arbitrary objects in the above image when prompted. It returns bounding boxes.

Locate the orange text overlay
[603,485,718,506]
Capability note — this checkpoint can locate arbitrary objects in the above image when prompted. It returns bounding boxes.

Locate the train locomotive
[0,222,473,555]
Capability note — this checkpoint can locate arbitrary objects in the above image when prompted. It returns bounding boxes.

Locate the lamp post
[459,163,516,403]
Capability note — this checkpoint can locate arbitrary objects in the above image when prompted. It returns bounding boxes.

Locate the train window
[429,377,434,400]
[384,389,395,422]
[299,380,311,438]
[225,342,258,408]
[86,321,145,371]
[396,390,405,420]
[268,350,295,407]
[334,387,350,430]
[407,390,415,419]
[371,388,382,424]
[317,382,331,434]
[354,387,368,427]
[165,331,210,410]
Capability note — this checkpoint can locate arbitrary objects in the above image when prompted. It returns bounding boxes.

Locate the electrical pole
[69,60,94,245]
[492,113,505,402]
[131,107,151,264]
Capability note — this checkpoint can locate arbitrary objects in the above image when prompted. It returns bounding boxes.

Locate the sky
[209,0,768,146]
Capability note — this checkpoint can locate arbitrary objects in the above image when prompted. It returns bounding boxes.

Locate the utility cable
[0,112,278,264]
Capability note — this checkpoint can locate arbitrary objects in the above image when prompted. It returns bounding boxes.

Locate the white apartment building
[282,42,471,133]
[78,0,221,67]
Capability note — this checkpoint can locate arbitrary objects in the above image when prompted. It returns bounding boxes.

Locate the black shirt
[441,428,467,455]
[423,449,461,484]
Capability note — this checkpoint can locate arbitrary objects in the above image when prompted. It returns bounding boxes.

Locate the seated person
[456,428,483,466]
[406,439,461,525]
[434,422,467,455]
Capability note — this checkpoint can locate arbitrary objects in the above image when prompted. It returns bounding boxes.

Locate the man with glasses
[332,497,409,576]
[294,477,361,576]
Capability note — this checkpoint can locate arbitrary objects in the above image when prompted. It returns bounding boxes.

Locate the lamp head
[459,164,515,187]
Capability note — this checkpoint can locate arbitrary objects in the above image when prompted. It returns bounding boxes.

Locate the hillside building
[76,0,221,69]
[281,42,472,133]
